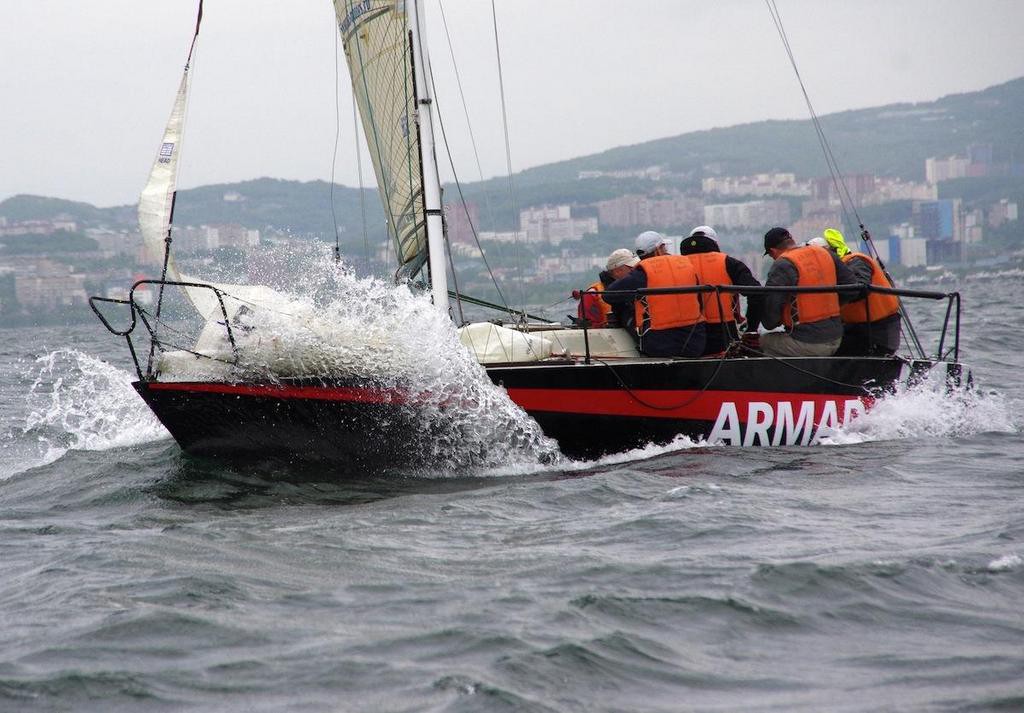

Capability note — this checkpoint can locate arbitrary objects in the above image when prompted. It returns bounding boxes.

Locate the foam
[987,554,1022,572]
[10,349,170,474]
[163,258,563,472]
[813,369,1017,446]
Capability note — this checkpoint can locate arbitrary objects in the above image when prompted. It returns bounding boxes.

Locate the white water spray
[157,258,563,472]
[7,349,169,474]
[814,370,1017,446]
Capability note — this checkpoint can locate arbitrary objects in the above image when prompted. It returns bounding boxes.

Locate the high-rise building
[925,156,970,184]
[445,202,479,245]
[702,200,791,230]
[519,205,598,244]
[595,193,703,229]
[914,199,963,242]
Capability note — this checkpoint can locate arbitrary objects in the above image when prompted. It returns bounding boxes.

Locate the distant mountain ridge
[489,76,1024,187]
[3,76,1022,237]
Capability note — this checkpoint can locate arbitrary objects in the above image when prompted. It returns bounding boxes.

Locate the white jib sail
[138,11,282,324]
[138,70,189,286]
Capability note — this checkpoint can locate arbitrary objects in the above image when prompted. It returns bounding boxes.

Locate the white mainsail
[333,0,428,277]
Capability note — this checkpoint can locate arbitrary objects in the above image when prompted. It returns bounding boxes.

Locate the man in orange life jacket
[680,225,763,355]
[575,248,639,328]
[817,229,902,356]
[603,231,706,357]
[760,227,857,357]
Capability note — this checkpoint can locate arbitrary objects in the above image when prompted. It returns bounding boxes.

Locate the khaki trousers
[760,332,841,357]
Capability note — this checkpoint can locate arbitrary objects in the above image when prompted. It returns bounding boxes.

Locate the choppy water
[1,278,1022,712]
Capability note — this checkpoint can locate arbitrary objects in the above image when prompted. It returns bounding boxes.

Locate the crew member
[680,225,763,355]
[760,227,858,357]
[575,248,639,328]
[822,229,902,356]
[603,231,706,357]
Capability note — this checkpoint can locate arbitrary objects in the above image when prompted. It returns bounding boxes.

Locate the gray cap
[635,230,669,256]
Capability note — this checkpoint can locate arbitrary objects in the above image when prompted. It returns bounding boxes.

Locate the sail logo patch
[158,142,175,164]
[339,0,372,35]
[709,398,865,446]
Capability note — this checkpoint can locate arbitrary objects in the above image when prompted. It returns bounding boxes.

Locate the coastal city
[1,140,1018,324]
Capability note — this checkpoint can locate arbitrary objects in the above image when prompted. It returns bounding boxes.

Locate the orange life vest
[635,255,703,332]
[840,252,900,323]
[779,246,840,329]
[577,280,611,327]
[686,252,736,324]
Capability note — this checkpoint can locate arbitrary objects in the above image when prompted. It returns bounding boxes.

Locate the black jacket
[680,235,763,331]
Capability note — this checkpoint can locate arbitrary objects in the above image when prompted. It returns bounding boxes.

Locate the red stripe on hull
[146,381,408,404]
[505,387,874,421]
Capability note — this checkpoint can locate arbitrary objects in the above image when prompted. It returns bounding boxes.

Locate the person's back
[576,248,640,330]
[576,273,613,327]
[760,227,856,357]
[603,231,706,357]
[837,250,901,356]
[680,226,762,355]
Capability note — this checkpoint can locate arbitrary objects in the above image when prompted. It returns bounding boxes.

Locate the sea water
[0,276,1021,712]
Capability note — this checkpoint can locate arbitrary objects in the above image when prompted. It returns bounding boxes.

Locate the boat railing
[582,283,960,364]
[89,279,239,381]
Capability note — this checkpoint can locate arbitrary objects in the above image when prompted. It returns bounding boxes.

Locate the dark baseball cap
[763,227,792,255]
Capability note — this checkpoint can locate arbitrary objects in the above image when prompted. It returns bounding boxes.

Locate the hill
[505,77,1024,186]
[2,76,1022,236]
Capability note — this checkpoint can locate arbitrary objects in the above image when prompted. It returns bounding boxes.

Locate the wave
[5,349,170,475]
[814,371,1017,446]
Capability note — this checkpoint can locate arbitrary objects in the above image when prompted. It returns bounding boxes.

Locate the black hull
[134,356,956,464]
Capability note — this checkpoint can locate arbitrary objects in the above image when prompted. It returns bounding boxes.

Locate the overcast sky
[2,0,1023,207]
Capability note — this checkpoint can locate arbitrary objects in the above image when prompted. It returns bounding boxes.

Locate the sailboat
[90,0,965,464]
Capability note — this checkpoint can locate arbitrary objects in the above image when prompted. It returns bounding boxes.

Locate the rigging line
[764,0,857,228]
[490,0,526,315]
[433,0,512,317]
[151,1,204,372]
[436,0,500,236]
[593,354,730,413]
[330,10,342,263]
[352,95,370,267]
[446,290,551,323]
[443,228,466,324]
[747,348,881,392]
[427,61,513,316]
[765,0,926,360]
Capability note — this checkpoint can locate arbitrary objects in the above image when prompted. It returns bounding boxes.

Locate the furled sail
[333,0,427,277]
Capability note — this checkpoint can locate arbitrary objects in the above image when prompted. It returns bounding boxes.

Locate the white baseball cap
[688,225,718,240]
[634,230,669,256]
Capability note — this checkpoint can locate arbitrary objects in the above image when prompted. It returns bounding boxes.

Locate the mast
[408,0,450,314]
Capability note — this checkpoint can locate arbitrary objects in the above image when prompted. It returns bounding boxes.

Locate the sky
[2,0,1023,207]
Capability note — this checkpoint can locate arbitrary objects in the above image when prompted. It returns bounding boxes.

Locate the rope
[765,0,858,227]
[593,352,730,412]
[436,0,500,231]
[739,343,878,392]
[352,96,370,267]
[330,15,342,263]
[435,0,512,316]
[427,69,513,317]
[764,0,926,359]
[490,0,526,313]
